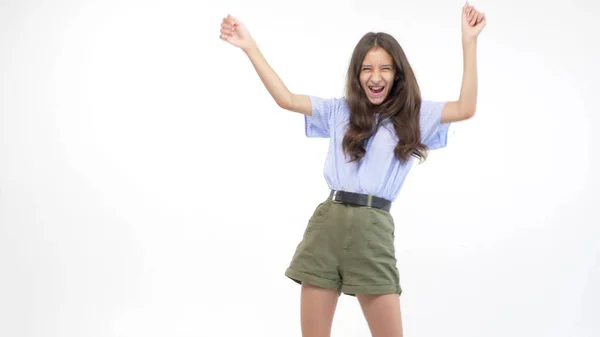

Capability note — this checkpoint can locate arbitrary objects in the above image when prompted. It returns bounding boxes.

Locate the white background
[1,0,599,336]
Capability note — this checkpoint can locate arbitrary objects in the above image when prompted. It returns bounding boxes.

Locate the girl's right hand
[220,15,256,51]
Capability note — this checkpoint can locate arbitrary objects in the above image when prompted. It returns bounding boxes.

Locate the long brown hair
[343,32,427,164]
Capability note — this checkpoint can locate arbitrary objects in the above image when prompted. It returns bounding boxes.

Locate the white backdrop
[1,0,599,336]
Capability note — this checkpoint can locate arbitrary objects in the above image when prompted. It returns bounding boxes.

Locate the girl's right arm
[243,46,312,115]
[220,15,312,116]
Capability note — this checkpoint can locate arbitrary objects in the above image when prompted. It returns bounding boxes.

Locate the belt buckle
[332,190,343,204]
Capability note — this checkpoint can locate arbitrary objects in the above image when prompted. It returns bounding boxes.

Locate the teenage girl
[220,3,486,337]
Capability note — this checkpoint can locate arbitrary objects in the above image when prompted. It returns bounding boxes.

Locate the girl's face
[359,47,396,105]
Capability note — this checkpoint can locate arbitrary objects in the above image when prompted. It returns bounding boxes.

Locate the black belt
[328,190,392,212]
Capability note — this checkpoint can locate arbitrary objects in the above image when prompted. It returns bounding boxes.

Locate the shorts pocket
[304,201,333,234]
[367,210,395,250]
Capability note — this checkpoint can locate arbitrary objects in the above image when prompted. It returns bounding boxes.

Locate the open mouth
[368,85,385,96]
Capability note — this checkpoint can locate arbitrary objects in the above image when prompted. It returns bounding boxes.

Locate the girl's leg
[356,293,403,337]
[301,282,339,337]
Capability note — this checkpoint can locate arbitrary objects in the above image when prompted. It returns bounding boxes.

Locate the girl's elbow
[463,108,476,119]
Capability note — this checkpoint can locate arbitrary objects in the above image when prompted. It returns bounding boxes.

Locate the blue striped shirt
[305,96,451,202]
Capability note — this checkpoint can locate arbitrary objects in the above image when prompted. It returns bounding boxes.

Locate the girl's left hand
[462,2,486,42]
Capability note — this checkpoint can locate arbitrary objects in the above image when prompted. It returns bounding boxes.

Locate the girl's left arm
[442,2,486,123]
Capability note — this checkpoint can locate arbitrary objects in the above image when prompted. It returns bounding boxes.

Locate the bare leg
[300,282,339,337]
[357,293,403,337]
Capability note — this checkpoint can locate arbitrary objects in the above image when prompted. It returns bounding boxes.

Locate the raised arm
[220,15,313,116]
[441,3,486,123]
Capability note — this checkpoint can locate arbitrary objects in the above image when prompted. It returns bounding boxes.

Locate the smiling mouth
[368,85,385,95]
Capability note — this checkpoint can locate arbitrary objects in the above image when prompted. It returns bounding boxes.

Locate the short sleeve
[304,96,344,138]
[420,100,451,150]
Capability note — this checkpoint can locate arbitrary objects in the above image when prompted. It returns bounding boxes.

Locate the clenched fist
[219,15,257,51]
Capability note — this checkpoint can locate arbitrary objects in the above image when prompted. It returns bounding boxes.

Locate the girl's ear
[395,71,404,82]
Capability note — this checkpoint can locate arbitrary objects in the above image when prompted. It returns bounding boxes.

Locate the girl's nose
[371,71,382,82]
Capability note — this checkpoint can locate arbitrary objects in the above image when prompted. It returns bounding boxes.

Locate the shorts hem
[341,284,402,296]
[285,268,341,291]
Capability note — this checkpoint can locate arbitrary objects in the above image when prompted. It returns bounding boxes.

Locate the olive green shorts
[285,199,401,296]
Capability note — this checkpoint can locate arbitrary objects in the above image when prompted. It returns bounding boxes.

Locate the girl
[220,3,486,337]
